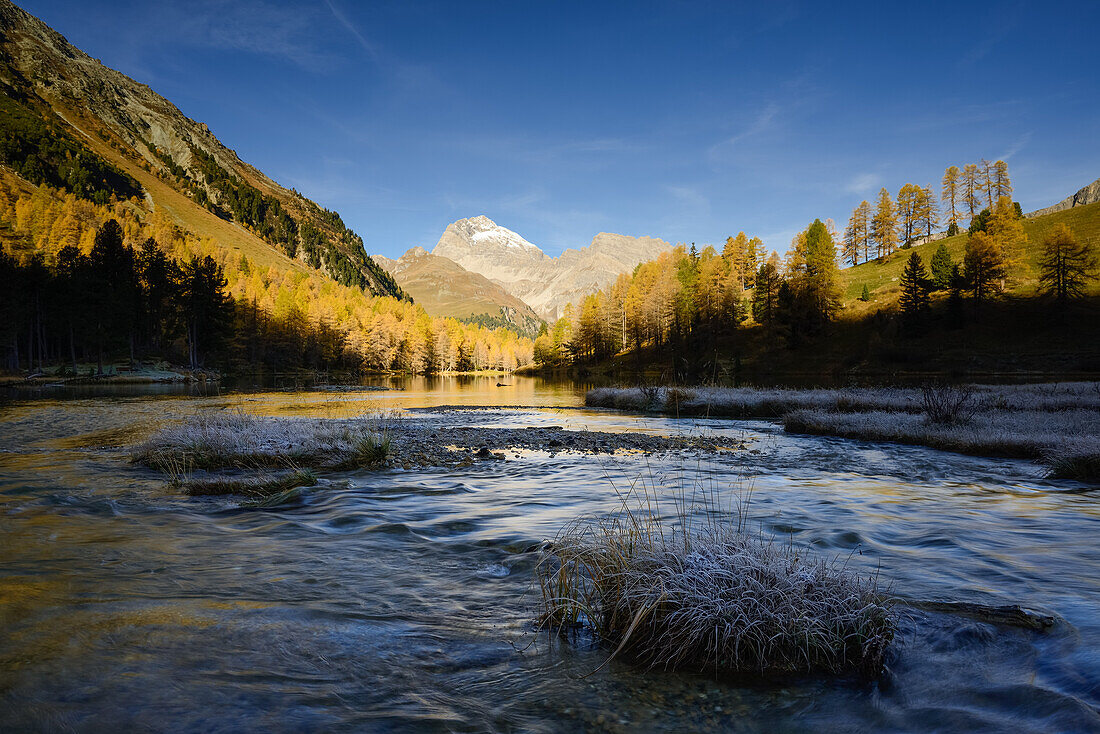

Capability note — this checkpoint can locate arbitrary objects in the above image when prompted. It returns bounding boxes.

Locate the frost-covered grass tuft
[1042,436,1100,482]
[133,410,391,473]
[588,383,1100,482]
[587,385,921,417]
[586,383,1100,418]
[784,409,1100,478]
[536,482,895,677]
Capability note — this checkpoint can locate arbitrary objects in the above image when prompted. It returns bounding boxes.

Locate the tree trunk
[69,323,77,373]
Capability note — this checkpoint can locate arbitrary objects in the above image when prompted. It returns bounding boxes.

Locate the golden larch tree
[942,165,961,229]
[897,183,921,244]
[1038,224,1098,303]
[992,160,1012,202]
[962,163,981,218]
[871,188,898,258]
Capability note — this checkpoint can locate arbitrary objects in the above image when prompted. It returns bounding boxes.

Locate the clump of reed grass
[535,479,896,677]
[1041,437,1100,482]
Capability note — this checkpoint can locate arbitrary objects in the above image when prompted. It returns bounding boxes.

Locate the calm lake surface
[1,377,1098,732]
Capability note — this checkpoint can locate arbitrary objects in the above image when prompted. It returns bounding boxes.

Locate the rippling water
[1,377,1098,732]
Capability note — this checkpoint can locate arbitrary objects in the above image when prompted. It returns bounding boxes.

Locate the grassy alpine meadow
[841,200,1100,303]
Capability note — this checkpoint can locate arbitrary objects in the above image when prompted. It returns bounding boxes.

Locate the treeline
[537,193,1097,373]
[459,312,542,339]
[0,93,142,205]
[534,230,771,367]
[1,220,230,373]
[897,198,1097,324]
[843,159,1013,266]
[0,180,534,374]
[144,140,404,299]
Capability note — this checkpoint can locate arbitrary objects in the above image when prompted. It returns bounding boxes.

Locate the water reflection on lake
[1,378,1098,732]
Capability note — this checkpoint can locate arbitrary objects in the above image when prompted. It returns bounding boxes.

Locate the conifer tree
[899,252,930,323]
[897,184,920,244]
[843,202,870,266]
[798,218,842,328]
[859,283,870,302]
[917,185,939,238]
[978,158,994,209]
[987,195,1027,286]
[871,188,898,258]
[992,160,1012,201]
[942,166,961,230]
[1038,224,1097,303]
[930,242,953,290]
[752,260,781,324]
[963,230,1006,303]
[962,163,981,218]
[722,232,749,289]
[746,236,763,277]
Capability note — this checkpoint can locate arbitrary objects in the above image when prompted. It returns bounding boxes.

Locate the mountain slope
[0,0,403,299]
[842,198,1100,305]
[1028,176,1100,218]
[375,246,542,337]
[433,216,669,320]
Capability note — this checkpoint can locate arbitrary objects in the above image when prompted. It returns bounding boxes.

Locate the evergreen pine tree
[899,252,930,324]
[930,243,953,290]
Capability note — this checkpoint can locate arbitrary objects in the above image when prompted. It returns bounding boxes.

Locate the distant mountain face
[1028,177,1100,218]
[374,246,542,337]
[0,0,403,299]
[433,216,670,321]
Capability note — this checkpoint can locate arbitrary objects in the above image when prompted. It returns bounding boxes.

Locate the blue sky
[20,0,1100,259]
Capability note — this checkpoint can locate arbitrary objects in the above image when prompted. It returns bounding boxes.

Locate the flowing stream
[1,377,1098,732]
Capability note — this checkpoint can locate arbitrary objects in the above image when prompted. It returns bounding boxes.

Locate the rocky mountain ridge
[1028,176,1100,218]
[374,246,542,337]
[433,216,670,320]
[0,0,402,299]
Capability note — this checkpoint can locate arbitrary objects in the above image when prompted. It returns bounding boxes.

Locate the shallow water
[1,377,1098,732]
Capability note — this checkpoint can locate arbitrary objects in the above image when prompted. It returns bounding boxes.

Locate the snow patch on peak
[464,215,497,229]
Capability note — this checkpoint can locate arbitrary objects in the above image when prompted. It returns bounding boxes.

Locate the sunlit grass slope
[842,200,1100,304]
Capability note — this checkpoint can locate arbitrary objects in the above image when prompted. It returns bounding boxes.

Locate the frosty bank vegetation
[586,383,1100,482]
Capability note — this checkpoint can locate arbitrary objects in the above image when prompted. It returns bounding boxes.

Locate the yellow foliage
[0,169,533,372]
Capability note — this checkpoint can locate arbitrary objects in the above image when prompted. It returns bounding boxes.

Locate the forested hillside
[0,0,535,375]
[0,0,403,300]
[532,162,1100,379]
[0,171,534,374]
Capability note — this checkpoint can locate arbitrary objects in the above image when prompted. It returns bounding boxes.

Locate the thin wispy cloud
[999,132,1032,161]
[323,0,379,60]
[166,0,334,70]
[35,0,1095,257]
[958,2,1023,67]
[708,103,780,157]
[845,173,882,195]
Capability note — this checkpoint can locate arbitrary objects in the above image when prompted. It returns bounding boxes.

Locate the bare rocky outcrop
[433,216,670,321]
[1027,177,1100,218]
